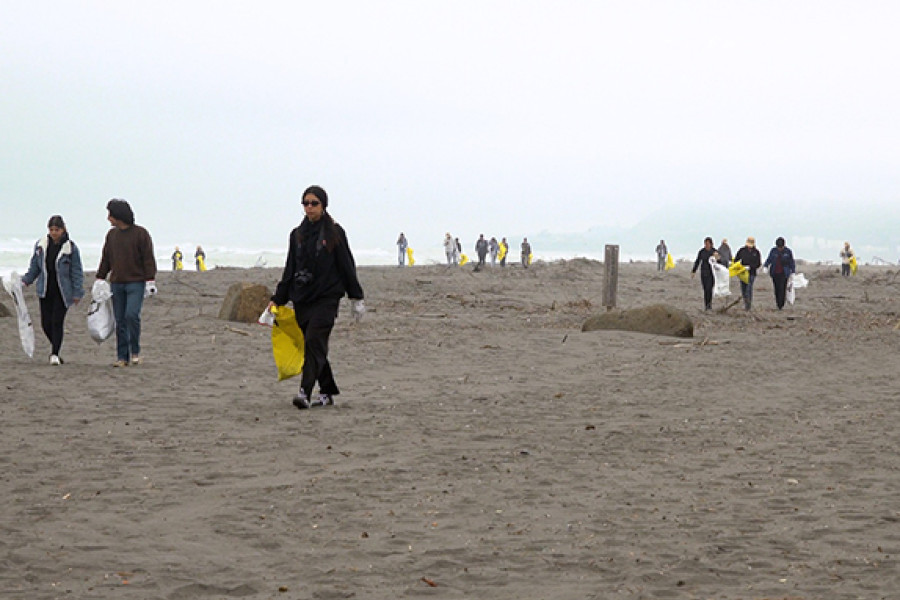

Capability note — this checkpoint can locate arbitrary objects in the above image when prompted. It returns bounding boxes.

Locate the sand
[2,259,900,599]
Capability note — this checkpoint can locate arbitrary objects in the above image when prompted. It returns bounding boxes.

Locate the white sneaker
[317,393,334,406]
[50,355,61,366]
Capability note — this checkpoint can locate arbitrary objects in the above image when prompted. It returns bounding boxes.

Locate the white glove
[258,307,275,326]
[350,299,366,322]
[144,280,158,298]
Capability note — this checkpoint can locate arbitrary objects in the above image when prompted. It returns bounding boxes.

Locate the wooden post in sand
[602,244,619,311]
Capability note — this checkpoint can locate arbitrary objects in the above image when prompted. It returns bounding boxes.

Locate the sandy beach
[2,259,899,599]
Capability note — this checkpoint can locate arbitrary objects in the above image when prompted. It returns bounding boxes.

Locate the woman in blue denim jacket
[22,215,85,364]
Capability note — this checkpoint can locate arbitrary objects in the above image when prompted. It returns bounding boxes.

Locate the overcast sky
[3,0,899,255]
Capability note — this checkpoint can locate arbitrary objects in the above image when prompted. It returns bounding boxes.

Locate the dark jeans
[771,273,788,309]
[111,281,145,361]
[841,264,850,277]
[39,282,68,355]
[700,273,714,309]
[294,298,341,398]
[739,273,756,308]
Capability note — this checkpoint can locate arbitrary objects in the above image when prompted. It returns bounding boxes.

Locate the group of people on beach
[171,245,207,271]
[433,233,532,269]
[688,236,803,311]
[16,188,365,415]
[20,200,156,368]
[15,191,863,415]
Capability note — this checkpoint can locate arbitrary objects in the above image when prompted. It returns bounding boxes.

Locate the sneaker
[50,355,61,366]
[131,356,142,365]
[292,392,310,410]
[317,393,334,406]
[113,360,129,368]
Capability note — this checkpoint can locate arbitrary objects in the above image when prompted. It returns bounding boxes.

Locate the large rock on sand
[582,303,693,338]
[218,283,272,323]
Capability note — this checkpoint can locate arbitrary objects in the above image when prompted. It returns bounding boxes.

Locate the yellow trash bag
[849,255,858,275]
[497,244,507,261]
[271,306,304,381]
[728,260,750,284]
[528,252,533,265]
[459,253,469,265]
[407,247,415,266]
[664,253,675,270]
[197,255,208,271]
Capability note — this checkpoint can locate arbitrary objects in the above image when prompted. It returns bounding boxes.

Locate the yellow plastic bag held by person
[528,252,533,265]
[497,244,507,261]
[459,253,469,265]
[271,306,304,381]
[849,255,858,275]
[664,253,675,270]
[407,247,415,266]
[728,260,750,284]
[197,255,208,271]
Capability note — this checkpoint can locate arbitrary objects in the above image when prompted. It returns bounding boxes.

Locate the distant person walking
[475,234,489,269]
[172,246,183,270]
[500,237,509,267]
[21,215,84,365]
[489,237,499,266]
[455,237,462,264]
[733,236,762,310]
[763,237,795,310]
[268,185,365,410]
[840,242,854,277]
[521,238,532,268]
[691,237,716,310]
[96,199,157,367]
[655,240,668,271]
[397,233,408,267]
[717,238,732,266]
[443,233,456,265]
[195,245,207,271]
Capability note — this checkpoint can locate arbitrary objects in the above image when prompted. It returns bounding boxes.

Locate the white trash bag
[2,272,35,358]
[87,279,115,344]
[787,272,808,305]
[711,258,731,298]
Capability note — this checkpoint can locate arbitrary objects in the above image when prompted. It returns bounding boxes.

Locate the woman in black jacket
[269,185,365,410]
[691,237,717,310]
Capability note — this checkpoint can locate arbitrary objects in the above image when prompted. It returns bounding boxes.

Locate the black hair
[107,199,135,225]
[47,215,66,229]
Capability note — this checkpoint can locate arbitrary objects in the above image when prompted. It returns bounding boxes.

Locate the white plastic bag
[710,258,731,298]
[786,273,807,306]
[87,279,115,344]
[2,272,35,358]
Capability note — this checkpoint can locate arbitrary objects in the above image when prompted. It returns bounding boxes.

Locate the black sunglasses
[301,200,321,207]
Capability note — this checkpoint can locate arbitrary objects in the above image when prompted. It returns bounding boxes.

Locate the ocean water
[4,233,871,284]
[0,236,630,282]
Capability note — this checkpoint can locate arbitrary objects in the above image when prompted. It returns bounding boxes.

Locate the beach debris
[224,325,251,336]
[421,577,438,587]
[582,304,693,338]
[218,282,272,323]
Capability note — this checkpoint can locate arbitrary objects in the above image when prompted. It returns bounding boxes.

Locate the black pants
[841,264,850,277]
[294,298,341,398]
[700,273,714,309]
[739,273,756,309]
[771,273,788,309]
[39,283,68,355]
